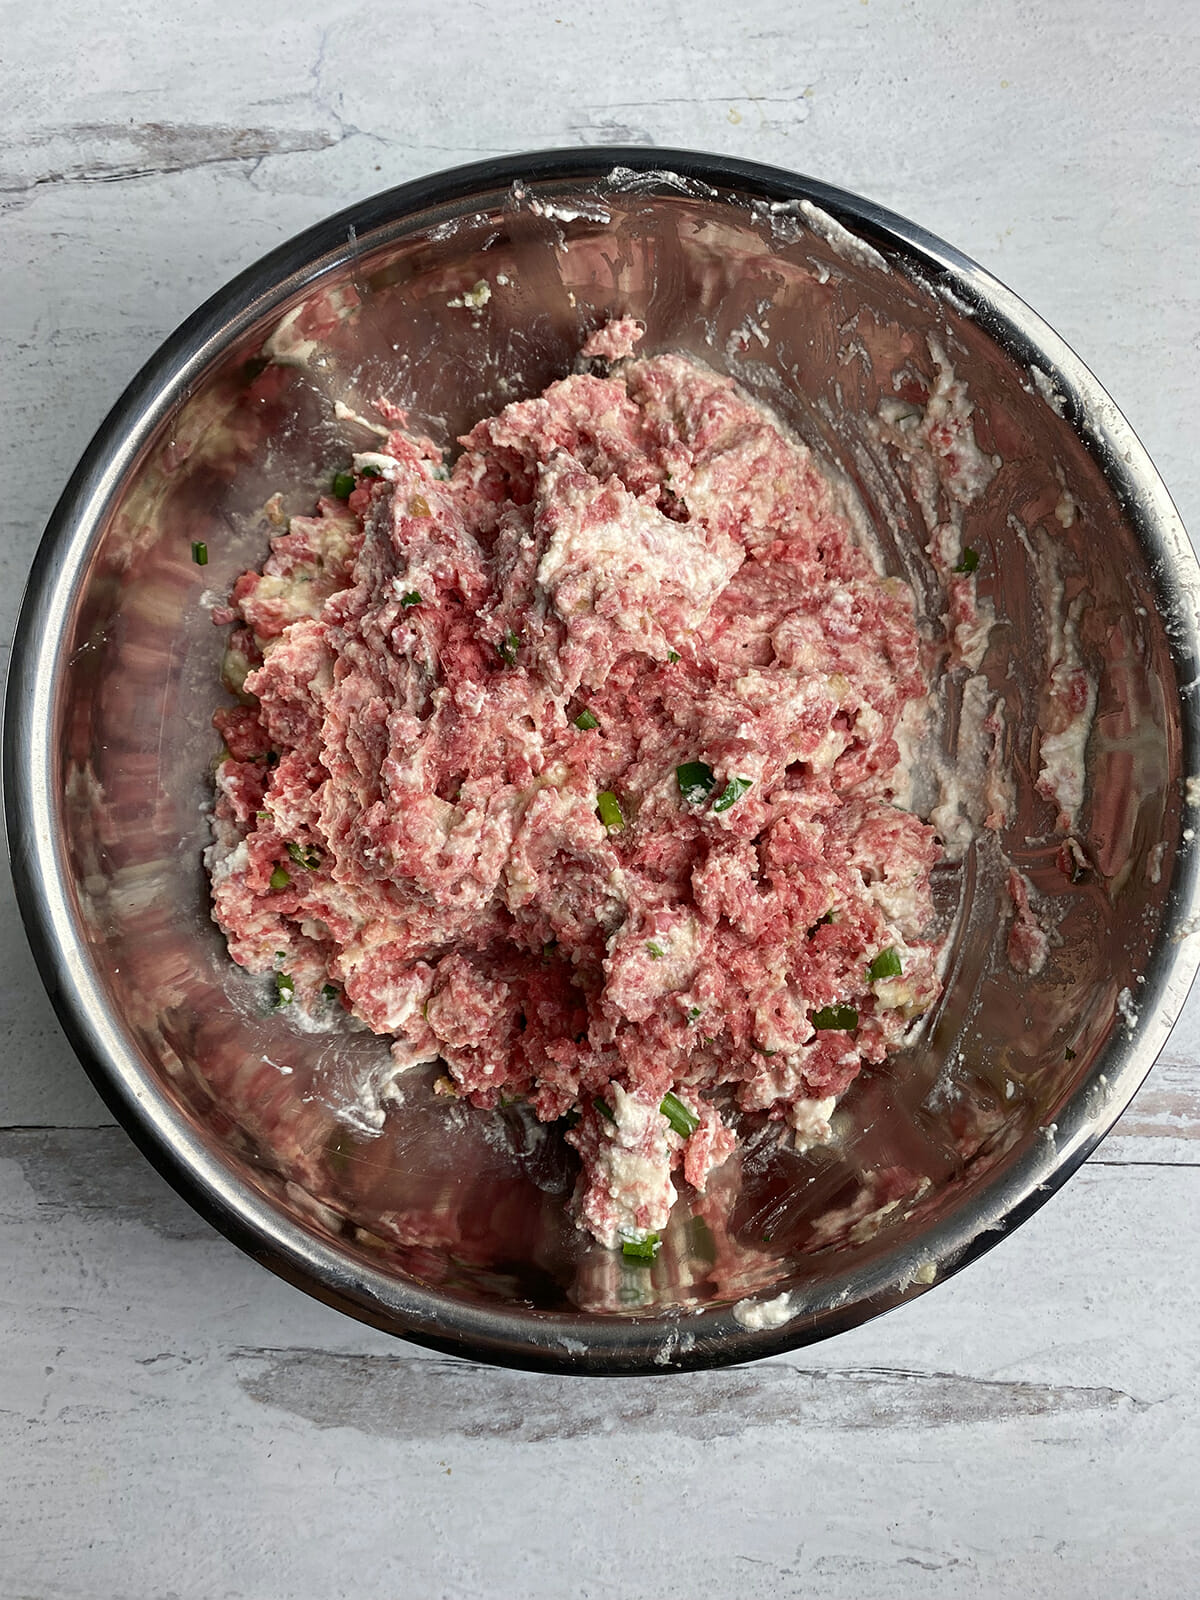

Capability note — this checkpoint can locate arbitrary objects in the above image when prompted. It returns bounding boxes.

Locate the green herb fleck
[666,649,681,664]
[191,541,208,566]
[322,984,339,1001]
[955,547,980,574]
[275,971,295,1006]
[812,1002,858,1031]
[286,840,322,871]
[686,1005,702,1024]
[574,708,600,731]
[676,761,715,803]
[331,471,355,500]
[596,790,625,831]
[594,1096,616,1123]
[622,1234,660,1262]
[269,864,291,891]
[712,776,753,812]
[400,590,422,607]
[256,809,271,823]
[660,1091,699,1138]
[360,463,383,479]
[646,941,665,960]
[868,946,903,982]
[498,628,520,666]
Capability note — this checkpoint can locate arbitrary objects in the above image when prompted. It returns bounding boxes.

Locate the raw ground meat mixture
[207,319,943,1252]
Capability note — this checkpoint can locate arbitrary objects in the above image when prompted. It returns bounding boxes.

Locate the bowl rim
[6,145,1200,1374]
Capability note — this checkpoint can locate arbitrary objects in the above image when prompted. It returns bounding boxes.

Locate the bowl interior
[24,160,1199,1361]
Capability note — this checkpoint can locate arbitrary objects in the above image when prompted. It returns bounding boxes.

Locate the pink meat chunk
[208,333,943,1249]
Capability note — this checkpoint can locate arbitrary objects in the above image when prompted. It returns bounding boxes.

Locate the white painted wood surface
[2,3,1197,1595]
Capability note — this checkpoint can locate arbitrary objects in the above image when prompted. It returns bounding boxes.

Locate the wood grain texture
[2,1131,1197,1598]
[2,0,1198,1594]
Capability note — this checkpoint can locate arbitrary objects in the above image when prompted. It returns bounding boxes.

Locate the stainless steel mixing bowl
[7,150,1200,1373]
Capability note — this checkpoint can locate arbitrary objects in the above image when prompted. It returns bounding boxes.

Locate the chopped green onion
[498,628,520,666]
[686,1005,702,1024]
[574,708,600,730]
[660,1091,699,1138]
[286,840,322,871]
[400,590,422,607]
[191,541,208,566]
[868,946,903,982]
[676,761,715,803]
[360,464,382,479]
[596,790,625,831]
[594,1096,616,1123]
[322,984,339,1001]
[269,865,291,891]
[955,547,979,574]
[646,941,664,960]
[712,776,753,812]
[256,809,271,823]
[812,1002,858,1031]
[331,471,355,500]
[275,971,294,1006]
[622,1234,660,1262]
[666,649,681,664]
[410,493,431,517]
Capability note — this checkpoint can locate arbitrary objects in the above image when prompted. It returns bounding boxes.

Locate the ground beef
[207,327,943,1251]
